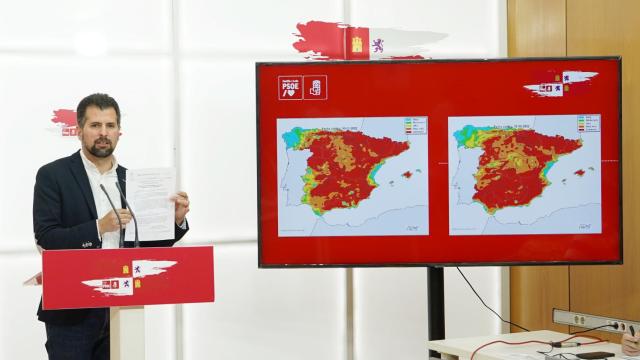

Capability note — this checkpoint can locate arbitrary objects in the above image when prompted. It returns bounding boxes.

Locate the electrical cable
[471,339,550,360]
[456,267,530,332]
[537,344,554,356]
[471,335,606,360]
[455,268,609,360]
[540,353,579,360]
[554,334,607,346]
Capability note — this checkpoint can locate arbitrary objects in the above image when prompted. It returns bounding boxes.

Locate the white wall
[0,0,507,359]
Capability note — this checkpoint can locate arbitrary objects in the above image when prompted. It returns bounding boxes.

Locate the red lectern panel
[42,246,214,310]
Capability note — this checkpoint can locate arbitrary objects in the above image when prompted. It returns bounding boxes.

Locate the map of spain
[278,117,429,237]
[284,127,409,215]
[449,115,602,236]
[454,125,583,214]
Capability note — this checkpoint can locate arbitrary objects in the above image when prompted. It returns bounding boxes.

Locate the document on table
[503,353,545,360]
[124,168,176,242]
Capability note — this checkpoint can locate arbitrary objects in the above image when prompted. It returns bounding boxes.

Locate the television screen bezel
[256,56,622,268]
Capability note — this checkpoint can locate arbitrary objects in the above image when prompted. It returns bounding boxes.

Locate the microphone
[99,184,124,248]
[114,181,139,248]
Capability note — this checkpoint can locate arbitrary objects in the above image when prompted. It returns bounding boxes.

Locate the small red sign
[278,76,303,100]
[42,246,214,310]
[303,75,328,100]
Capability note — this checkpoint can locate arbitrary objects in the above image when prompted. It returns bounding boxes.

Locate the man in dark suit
[33,93,190,360]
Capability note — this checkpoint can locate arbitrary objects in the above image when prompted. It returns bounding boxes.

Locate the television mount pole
[428,266,445,358]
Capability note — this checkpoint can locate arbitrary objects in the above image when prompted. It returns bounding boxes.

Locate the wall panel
[507,0,566,57]
[178,58,258,243]
[0,252,47,360]
[567,0,640,342]
[507,0,570,333]
[446,267,508,336]
[178,0,345,56]
[0,0,171,52]
[353,268,428,360]
[509,0,637,341]
[0,56,174,251]
[182,242,347,360]
[350,0,505,58]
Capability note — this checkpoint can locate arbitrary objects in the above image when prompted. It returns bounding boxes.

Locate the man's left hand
[172,191,190,225]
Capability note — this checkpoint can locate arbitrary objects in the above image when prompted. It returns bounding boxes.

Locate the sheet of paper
[124,168,176,242]
[504,353,545,360]
[23,272,42,286]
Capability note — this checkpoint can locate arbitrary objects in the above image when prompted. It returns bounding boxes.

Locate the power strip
[553,308,640,334]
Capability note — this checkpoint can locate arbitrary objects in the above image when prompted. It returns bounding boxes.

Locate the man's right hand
[622,333,640,356]
[98,209,132,235]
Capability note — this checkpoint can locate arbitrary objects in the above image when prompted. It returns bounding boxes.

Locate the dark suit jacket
[33,150,188,325]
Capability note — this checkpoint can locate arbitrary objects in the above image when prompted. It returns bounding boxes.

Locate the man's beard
[87,138,114,158]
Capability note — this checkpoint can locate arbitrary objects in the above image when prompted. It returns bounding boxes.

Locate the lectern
[41,246,214,360]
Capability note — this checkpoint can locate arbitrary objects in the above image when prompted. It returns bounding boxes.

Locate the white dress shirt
[79,150,122,249]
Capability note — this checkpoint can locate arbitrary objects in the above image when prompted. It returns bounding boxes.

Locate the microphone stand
[115,182,139,248]
[99,184,124,248]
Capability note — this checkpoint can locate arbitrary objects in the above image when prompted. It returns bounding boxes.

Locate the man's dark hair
[76,93,121,128]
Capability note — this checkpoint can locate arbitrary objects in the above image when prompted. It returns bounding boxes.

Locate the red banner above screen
[256,57,622,267]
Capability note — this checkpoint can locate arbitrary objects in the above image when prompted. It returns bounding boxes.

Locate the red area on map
[574,169,586,177]
[299,130,409,214]
[472,130,582,214]
[402,171,413,179]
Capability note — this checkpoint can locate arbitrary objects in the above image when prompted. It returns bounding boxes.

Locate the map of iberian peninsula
[454,125,583,215]
[283,127,410,215]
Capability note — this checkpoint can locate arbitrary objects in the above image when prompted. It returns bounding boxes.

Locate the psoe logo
[51,109,78,136]
[304,75,328,100]
[278,76,303,100]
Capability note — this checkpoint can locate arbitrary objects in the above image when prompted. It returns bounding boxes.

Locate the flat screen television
[256,57,621,267]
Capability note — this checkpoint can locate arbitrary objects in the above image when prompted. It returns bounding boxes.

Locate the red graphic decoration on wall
[51,109,77,136]
[292,21,447,60]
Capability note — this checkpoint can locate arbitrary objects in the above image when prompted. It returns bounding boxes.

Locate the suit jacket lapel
[69,151,98,219]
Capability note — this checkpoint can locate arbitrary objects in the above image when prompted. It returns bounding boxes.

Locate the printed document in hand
[124,168,176,242]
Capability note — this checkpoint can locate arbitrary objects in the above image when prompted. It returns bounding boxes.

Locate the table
[427,330,624,360]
